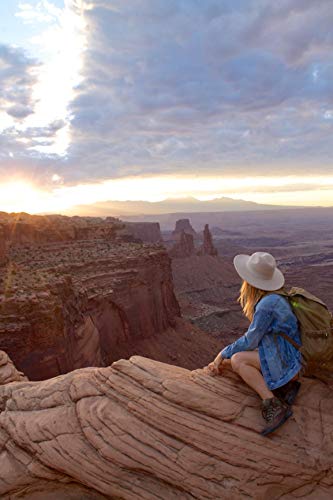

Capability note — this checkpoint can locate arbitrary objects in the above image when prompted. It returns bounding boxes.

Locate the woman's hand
[205,353,224,376]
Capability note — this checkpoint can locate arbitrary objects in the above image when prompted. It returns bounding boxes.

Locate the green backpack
[274,287,333,377]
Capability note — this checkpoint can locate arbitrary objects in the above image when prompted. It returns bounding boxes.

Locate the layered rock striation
[0,212,162,254]
[1,352,332,499]
[0,212,110,247]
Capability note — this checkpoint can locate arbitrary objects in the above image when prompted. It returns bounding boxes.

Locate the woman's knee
[231,353,244,373]
[231,351,261,373]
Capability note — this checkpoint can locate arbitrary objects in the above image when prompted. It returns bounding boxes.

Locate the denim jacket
[221,293,302,390]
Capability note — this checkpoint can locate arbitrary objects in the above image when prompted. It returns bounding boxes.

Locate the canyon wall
[0,213,180,380]
[0,212,162,247]
[123,221,162,243]
[0,225,7,266]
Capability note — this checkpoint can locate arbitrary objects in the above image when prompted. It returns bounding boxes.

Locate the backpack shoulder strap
[276,331,301,350]
[288,287,328,308]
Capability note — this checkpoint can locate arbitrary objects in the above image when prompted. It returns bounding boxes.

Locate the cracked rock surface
[1,351,333,499]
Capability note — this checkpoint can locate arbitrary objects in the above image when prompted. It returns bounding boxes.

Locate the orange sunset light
[0,181,54,214]
[2,175,333,215]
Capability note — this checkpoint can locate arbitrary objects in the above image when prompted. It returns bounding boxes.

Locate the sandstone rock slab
[1,351,333,499]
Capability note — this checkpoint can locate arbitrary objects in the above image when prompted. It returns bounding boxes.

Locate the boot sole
[261,408,293,437]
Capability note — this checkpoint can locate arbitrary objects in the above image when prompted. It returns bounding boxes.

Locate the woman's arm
[205,297,277,375]
[221,304,274,360]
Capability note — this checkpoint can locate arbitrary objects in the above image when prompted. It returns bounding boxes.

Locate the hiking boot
[261,397,293,436]
[273,380,301,406]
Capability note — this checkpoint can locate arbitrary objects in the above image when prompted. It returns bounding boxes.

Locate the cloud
[0,118,67,189]
[7,104,34,119]
[61,0,333,182]
[0,0,85,172]
[0,44,38,120]
[246,1,333,64]
[1,0,333,190]
[15,0,63,24]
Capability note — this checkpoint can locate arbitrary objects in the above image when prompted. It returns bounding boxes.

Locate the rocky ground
[1,350,333,499]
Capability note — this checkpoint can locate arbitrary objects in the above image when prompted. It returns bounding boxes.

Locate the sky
[0,0,333,214]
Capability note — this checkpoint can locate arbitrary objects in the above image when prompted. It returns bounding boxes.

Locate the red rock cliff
[0,225,7,266]
[123,221,162,243]
[0,215,180,380]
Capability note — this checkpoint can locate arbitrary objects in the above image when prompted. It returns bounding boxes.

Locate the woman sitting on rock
[207,252,302,436]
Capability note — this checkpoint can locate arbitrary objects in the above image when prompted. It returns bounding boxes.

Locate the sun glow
[1,174,333,215]
[15,0,86,155]
[0,181,59,214]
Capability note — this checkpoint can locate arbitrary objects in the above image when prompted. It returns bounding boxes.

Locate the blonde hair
[238,281,267,321]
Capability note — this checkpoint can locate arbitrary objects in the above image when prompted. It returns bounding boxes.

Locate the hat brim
[233,254,285,291]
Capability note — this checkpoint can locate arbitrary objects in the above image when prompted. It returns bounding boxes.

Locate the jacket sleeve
[221,304,274,359]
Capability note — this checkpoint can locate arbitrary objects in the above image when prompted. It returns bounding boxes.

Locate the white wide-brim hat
[233,251,285,291]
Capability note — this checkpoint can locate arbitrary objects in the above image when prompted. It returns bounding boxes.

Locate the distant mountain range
[65,196,301,218]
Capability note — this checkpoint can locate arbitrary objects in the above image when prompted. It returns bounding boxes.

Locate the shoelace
[262,402,277,422]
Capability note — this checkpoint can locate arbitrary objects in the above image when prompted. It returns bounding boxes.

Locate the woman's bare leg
[230,351,274,400]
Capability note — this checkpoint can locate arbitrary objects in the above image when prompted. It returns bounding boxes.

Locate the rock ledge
[0,352,333,499]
